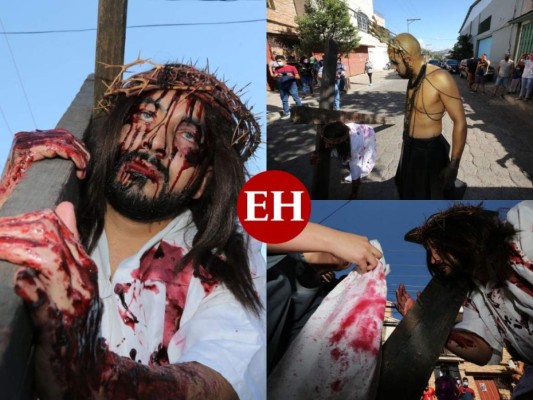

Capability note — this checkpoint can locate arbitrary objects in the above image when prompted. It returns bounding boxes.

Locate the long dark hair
[408,204,518,287]
[77,91,262,315]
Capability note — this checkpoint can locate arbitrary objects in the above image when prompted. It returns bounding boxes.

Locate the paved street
[267,70,533,199]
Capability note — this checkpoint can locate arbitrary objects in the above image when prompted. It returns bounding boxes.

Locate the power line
[317,201,351,224]
[0,19,265,35]
[0,16,37,129]
[0,104,12,135]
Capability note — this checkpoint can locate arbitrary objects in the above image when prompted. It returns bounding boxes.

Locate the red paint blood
[149,343,169,366]
[130,241,217,347]
[329,297,380,345]
[330,379,343,392]
[330,347,342,361]
[449,331,476,348]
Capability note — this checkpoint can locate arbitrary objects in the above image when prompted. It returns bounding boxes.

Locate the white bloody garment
[268,240,389,400]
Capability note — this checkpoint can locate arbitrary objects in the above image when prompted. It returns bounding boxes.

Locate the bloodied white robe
[92,210,266,400]
[340,123,377,182]
[268,240,389,400]
[454,201,533,365]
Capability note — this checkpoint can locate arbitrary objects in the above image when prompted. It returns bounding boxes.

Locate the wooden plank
[292,106,394,125]
[311,125,331,199]
[376,276,469,399]
[319,38,339,110]
[0,75,94,399]
[93,0,128,111]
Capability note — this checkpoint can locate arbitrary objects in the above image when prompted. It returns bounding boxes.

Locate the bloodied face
[105,90,208,222]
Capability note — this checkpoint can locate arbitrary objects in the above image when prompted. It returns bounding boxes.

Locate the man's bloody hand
[395,283,418,317]
[0,204,102,397]
[0,129,90,208]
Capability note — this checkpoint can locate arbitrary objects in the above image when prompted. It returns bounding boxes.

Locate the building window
[479,16,491,34]
[357,12,369,33]
[267,0,275,10]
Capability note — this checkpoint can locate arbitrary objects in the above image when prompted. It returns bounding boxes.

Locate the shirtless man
[388,33,467,199]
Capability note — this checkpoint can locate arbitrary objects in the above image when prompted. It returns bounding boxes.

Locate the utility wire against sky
[0,16,37,130]
[0,19,265,35]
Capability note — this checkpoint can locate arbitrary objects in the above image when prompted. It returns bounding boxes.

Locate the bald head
[393,33,422,57]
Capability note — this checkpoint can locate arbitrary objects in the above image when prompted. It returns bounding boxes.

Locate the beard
[105,150,193,222]
[397,56,415,79]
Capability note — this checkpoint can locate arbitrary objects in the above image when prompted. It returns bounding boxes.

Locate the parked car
[444,59,459,74]
[459,59,468,78]
[428,59,441,68]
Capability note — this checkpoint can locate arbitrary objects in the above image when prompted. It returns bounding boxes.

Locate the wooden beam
[311,125,331,199]
[377,276,469,399]
[93,0,128,111]
[292,106,394,125]
[0,75,94,399]
[319,38,339,110]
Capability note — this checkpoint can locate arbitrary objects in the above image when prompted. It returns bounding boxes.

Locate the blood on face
[116,90,207,199]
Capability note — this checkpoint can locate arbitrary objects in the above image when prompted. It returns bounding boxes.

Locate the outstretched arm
[268,222,383,272]
[0,203,238,399]
[396,282,493,366]
[0,129,89,208]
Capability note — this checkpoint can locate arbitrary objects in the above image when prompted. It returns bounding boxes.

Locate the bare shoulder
[425,64,455,88]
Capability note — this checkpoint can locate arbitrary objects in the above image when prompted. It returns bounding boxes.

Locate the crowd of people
[465,52,533,100]
[268,53,354,113]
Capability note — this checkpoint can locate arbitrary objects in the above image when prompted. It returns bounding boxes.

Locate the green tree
[450,34,473,60]
[295,0,360,55]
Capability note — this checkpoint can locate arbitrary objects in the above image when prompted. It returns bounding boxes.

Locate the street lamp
[407,18,421,33]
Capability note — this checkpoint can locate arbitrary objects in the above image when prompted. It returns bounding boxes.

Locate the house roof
[459,0,482,33]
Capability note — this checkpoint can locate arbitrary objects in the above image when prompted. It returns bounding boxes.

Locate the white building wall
[347,0,389,69]
[460,0,530,61]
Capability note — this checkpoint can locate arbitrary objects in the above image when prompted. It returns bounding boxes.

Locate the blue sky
[0,0,265,175]
[311,200,521,319]
[373,0,472,51]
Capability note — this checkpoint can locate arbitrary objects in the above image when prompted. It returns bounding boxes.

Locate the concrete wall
[460,0,532,61]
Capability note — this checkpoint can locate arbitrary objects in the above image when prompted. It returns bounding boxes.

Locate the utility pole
[407,18,421,33]
[93,0,128,113]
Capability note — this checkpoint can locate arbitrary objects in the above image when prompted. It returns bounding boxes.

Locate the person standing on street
[466,57,478,91]
[472,53,490,94]
[365,58,374,86]
[387,33,467,199]
[298,56,314,97]
[491,53,514,98]
[435,365,459,400]
[518,52,533,101]
[272,55,302,119]
[457,378,476,400]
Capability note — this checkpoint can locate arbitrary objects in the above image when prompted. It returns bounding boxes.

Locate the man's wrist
[449,158,460,169]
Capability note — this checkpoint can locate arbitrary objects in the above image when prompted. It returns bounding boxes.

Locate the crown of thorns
[320,133,349,146]
[99,59,261,160]
[368,18,408,55]
[404,204,498,244]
